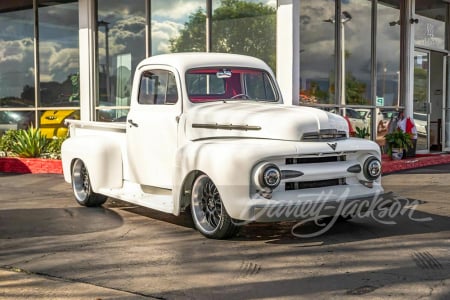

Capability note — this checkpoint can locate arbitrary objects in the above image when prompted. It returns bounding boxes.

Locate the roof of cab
[137,52,272,73]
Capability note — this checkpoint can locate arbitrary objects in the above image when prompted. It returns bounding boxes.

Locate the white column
[276,0,300,106]
[402,0,415,118]
[79,0,97,121]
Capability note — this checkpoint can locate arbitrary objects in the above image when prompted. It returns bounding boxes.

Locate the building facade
[0,0,449,153]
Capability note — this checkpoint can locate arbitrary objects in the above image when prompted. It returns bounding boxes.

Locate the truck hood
[184,102,349,142]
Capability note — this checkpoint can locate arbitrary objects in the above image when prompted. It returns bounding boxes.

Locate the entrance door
[413,50,430,153]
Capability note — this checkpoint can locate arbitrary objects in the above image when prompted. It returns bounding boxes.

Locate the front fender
[61,135,123,191]
[173,139,298,218]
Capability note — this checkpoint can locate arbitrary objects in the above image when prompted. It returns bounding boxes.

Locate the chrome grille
[286,155,346,165]
[285,178,346,191]
[302,129,347,141]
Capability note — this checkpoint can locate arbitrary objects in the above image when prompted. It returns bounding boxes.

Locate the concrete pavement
[0,167,449,299]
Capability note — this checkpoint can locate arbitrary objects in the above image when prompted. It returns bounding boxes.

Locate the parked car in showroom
[330,108,370,132]
[413,112,427,136]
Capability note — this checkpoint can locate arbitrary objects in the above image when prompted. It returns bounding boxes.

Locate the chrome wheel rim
[192,175,222,233]
[72,159,90,202]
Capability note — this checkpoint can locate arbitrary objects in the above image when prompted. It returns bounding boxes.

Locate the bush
[42,135,67,159]
[0,130,17,156]
[0,128,67,159]
[8,126,49,158]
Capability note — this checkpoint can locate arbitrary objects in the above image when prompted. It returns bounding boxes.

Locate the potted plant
[384,129,413,160]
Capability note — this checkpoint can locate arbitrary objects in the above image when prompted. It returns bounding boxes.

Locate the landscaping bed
[0,157,62,174]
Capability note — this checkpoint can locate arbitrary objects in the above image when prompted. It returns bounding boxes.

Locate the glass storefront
[299,0,335,105]
[341,0,372,106]
[0,0,35,107]
[1,0,449,152]
[0,1,79,137]
[39,0,79,107]
[299,0,421,149]
[211,0,276,71]
[377,1,401,107]
[152,1,207,54]
[0,2,35,112]
[96,0,146,121]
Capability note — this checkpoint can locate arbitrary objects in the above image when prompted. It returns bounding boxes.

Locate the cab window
[138,70,178,105]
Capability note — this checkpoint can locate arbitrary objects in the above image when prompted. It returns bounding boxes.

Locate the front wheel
[71,159,107,207]
[191,174,239,239]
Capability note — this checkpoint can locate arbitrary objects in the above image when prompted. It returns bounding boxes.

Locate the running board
[98,181,174,214]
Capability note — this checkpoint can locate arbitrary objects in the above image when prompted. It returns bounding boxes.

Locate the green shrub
[355,126,370,139]
[9,126,49,158]
[43,135,67,159]
[0,130,18,155]
[0,128,67,159]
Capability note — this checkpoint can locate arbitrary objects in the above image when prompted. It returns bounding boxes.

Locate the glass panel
[377,0,400,107]
[39,1,79,107]
[96,108,129,122]
[0,111,35,135]
[341,0,372,105]
[97,0,146,119]
[0,2,35,109]
[39,109,79,138]
[138,70,178,105]
[211,0,276,71]
[151,1,206,55]
[299,0,335,105]
[413,51,429,152]
[415,0,447,50]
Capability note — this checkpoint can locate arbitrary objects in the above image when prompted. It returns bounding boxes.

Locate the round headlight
[364,156,381,180]
[259,164,281,189]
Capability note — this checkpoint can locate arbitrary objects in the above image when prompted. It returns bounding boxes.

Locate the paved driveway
[0,167,449,299]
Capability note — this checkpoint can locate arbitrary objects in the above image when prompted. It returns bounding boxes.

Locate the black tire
[191,174,239,239]
[71,159,107,207]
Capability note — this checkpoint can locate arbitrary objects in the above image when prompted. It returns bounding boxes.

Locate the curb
[0,157,62,174]
[382,154,450,175]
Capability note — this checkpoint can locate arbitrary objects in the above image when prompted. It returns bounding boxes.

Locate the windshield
[186,68,279,103]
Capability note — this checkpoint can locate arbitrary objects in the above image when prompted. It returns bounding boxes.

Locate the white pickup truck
[62,52,384,239]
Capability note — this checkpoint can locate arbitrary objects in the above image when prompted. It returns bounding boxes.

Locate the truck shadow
[239,197,450,245]
[108,195,450,246]
[0,207,123,239]
[107,198,195,228]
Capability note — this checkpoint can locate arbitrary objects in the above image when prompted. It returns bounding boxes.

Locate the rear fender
[61,135,123,191]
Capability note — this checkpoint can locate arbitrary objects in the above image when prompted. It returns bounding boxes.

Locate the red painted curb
[382,154,450,174]
[0,157,62,174]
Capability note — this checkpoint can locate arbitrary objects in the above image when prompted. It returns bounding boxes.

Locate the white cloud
[151,20,184,54]
[152,0,205,21]
[0,38,35,98]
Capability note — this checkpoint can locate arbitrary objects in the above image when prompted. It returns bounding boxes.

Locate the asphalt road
[0,165,449,299]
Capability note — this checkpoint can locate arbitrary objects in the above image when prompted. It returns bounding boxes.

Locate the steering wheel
[230,93,250,99]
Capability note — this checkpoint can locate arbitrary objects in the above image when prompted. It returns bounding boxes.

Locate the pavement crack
[0,265,166,299]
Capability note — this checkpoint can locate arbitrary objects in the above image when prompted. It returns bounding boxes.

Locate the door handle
[128,119,139,127]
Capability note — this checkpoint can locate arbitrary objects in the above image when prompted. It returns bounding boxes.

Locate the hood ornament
[327,142,337,151]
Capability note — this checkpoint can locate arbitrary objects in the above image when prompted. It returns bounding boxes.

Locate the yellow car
[40,110,80,138]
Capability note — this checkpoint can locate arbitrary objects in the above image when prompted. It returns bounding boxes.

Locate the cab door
[126,66,181,189]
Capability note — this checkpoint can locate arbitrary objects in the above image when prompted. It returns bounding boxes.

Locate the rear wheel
[191,174,239,239]
[71,159,107,207]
